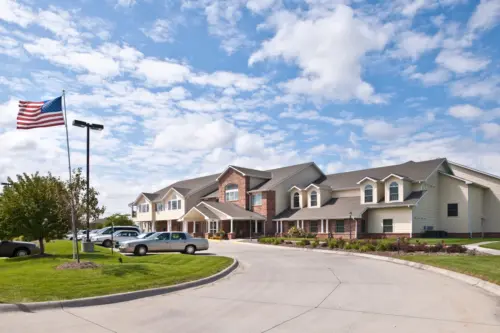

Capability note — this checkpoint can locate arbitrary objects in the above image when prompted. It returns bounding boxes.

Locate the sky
[0,0,499,215]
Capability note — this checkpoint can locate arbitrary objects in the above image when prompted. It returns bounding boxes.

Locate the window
[383,219,393,233]
[225,184,239,201]
[138,204,149,213]
[364,185,373,203]
[157,232,170,240]
[293,192,300,208]
[168,194,182,210]
[252,193,262,206]
[336,221,345,233]
[447,203,458,217]
[389,182,399,201]
[155,203,164,212]
[310,191,318,207]
[209,221,217,233]
[171,232,186,240]
[310,221,318,233]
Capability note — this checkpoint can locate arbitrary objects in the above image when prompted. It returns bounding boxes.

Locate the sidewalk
[465,241,500,255]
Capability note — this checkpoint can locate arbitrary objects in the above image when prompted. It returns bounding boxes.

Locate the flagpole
[62,90,80,263]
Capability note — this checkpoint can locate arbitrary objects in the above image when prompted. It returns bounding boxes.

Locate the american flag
[17,97,66,130]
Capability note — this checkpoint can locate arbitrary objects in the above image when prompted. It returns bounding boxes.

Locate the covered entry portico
[180,201,267,239]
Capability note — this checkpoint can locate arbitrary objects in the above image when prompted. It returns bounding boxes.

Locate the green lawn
[0,240,232,303]
[398,255,500,285]
[480,241,500,250]
[408,238,500,245]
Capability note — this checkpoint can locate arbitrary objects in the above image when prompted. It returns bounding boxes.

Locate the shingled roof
[320,158,447,190]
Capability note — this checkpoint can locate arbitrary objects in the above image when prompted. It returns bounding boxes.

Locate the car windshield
[138,232,155,239]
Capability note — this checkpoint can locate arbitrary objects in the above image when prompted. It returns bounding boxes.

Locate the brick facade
[251,191,275,235]
[218,168,249,209]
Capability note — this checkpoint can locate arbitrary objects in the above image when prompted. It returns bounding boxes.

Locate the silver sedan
[119,232,209,256]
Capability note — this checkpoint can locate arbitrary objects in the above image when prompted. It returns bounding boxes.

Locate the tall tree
[67,168,106,229]
[0,173,69,254]
[104,213,135,227]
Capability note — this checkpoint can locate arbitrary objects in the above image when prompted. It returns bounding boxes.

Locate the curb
[234,240,500,297]
[0,257,238,313]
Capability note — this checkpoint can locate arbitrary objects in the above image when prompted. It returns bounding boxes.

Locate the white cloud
[480,123,500,139]
[448,104,484,119]
[410,68,450,86]
[234,133,266,156]
[190,71,266,91]
[468,0,500,31]
[450,77,500,100]
[0,0,35,27]
[116,0,137,7]
[401,0,433,17]
[38,7,79,39]
[249,5,391,104]
[435,50,490,74]
[142,19,173,43]
[246,0,278,12]
[135,58,191,86]
[363,120,413,140]
[0,98,19,127]
[393,31,441,60]
[325,161,345,174]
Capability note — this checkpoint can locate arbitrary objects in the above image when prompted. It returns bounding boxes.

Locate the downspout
[467,186,472,238]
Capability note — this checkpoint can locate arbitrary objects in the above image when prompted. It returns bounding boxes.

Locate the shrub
[344,242,353,250]
[375,240,391,252]
[337,238,346,249]
[351,241,360,250]
[429,243,444,253]
[359,245,370,253]
[273,238,283,245]
[311,240,319,248]
[328,239,338,249]
[288,226,305,238]
[297,239,310,247]
[413,243,428,252]
[445,244,467,253]
[305,233,317,239]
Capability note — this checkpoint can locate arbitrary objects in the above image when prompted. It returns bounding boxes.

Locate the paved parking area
[1,241,499,332]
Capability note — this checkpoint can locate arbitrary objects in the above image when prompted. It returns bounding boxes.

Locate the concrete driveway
[1,241,499,333]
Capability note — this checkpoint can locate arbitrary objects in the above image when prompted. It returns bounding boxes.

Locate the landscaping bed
[0,240,233,303]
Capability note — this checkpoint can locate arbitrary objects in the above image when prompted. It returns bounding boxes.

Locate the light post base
[81,241,94,253]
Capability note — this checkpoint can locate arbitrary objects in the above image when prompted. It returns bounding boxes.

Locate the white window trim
[225,184,239,202]
[310,190,319,207]
[383,219,393,233]
[292,192,301,209]
[167,199,182,210]
[389,182,399,202]
[364,185,373,204]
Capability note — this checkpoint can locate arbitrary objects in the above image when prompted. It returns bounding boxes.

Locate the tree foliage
[0,173,69,254]
[103,214,134,227]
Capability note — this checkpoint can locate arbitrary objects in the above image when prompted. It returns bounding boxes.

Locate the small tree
[103,214,134,227]
[0,173,69,254]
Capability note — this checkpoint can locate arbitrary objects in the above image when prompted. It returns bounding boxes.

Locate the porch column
[254,220,258,233]
[296,220,299,227]
[193,221,197,233]
[183,221,187,232]
[321,219,324,233]
[355,219,358,239]
[280,220,283,234]
[326,219,329,233]
[301,220,304,229]
[216,220,219,232]
[167,220,172,232]
[230,219,234,233]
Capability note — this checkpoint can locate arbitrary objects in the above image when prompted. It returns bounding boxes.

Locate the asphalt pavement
[1,241,499,332]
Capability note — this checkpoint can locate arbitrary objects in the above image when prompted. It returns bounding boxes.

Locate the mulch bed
[56,261,101,270]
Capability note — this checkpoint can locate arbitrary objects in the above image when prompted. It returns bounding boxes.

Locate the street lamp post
[73,120,104,253]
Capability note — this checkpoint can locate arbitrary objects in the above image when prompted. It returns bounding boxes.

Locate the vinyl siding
[320,188,331,206]
[274,166,322,215]
[185,182,218,216]
[439,173,469,233]
[367,207,412,234]
[403,180,412,200]
[384,176,404,203]
[134,196,152,222]
[249,177,266,190]
[155,191,186,220]
[468,185,484,233]
[412,171,439,234]
[331,188,359,198]
[450,164,500,233]
[359,180,380,204]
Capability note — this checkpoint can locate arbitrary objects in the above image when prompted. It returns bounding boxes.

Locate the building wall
[218,169,249,209]
[186,182,218,215]
[412,170,440,234]
[403,180,412,200]
[251,191,276,234]
[274,165,322,215]
[468,185,484,233]
[367,207,412,234]
[359,180,380,204]
[438,173,469,233]
[155,190,186,220]
[331,188,359,198]
[450,164,500,233]
[320,188,331,206]
[134,196,152,222]
[249,177,266,190]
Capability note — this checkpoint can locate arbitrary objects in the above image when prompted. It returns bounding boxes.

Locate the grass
[480,241,500,250]
[398,255,500,285]
[408,238,500,245]
[0,240,233,303]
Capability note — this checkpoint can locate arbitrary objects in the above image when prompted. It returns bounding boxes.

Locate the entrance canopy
[180,201,266,221]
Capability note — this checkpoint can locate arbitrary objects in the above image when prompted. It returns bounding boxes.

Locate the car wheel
[184,245,196,255]
[134,245,147,256]
[14,248,30,257]
[103,239,112,248]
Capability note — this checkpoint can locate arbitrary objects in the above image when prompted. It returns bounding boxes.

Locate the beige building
[130,158,500,238]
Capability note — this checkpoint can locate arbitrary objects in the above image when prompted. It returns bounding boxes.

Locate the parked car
[0,240,40,257]
[119,232,209,256]
[91,228,140,247]
[66,230,87,240]
[137,232,156,239]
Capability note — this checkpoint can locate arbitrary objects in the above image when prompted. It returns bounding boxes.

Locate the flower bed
[258,237,472,255]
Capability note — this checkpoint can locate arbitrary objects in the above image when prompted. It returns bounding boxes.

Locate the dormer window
[364,185,373,203]
[225,184,239,201]
[293,192,300,208]
[310,191,318,207]
[389,182,399,201]
[168,193,182,210]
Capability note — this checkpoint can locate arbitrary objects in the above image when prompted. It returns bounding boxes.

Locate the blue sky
[0,0,499,214]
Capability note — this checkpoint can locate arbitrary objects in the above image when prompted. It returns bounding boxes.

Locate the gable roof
[320,158,446,190]
[274,196,365,220]
[248,162,324,192]
[200,201,267,220]
[216,165,272,181]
